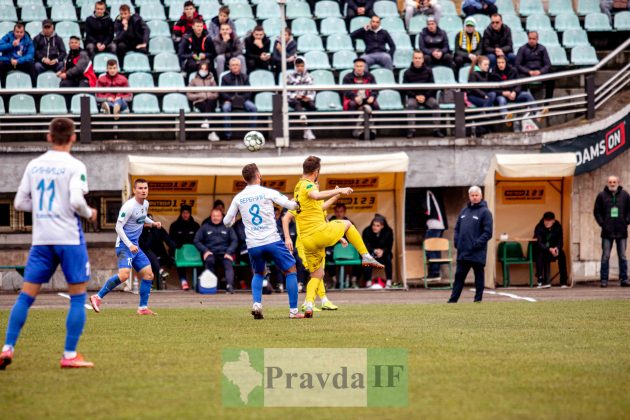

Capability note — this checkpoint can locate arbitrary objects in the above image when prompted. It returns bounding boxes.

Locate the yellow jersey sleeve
[293,179,326,236]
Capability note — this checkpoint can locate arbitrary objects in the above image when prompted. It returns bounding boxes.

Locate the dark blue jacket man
[449,186,493,303]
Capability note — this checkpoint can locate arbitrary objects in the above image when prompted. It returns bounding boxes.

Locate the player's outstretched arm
[223,200,239,227]
[282,211,294,252]
[308,187,353,201]
[322,193,341,211]
[271,192,298,211]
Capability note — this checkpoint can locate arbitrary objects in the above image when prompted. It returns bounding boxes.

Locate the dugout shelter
[483,153,577,287]
[125,153,410,287]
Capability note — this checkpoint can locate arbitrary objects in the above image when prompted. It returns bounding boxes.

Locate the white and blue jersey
[14,150,93,284]
[114,198,152,271]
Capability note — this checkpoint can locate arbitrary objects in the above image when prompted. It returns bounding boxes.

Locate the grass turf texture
[0,300,629,419]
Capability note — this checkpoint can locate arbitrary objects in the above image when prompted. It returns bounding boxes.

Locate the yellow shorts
[298,220,347,272]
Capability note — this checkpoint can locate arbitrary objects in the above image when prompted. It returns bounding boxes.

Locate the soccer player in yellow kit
[286,156,383,318]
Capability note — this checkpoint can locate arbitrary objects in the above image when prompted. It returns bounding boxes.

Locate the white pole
[278,0,289,148]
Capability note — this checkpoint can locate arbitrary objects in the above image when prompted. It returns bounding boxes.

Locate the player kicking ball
[291,156,384,318]
[90,179,160,315]
[1,118,98,369]
[223,164,305,319]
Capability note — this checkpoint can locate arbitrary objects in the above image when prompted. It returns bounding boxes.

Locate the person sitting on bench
[533,211,568,288]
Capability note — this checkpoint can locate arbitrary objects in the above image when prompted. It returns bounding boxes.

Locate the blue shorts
[248,240,296,274]
[24,244,90,284]
[116,244,151,272]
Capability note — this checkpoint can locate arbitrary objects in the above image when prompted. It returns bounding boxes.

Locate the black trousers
[536,249,568,285]
[0,61,36,87]
[449,260,485,302]
[203,253,234,288]
[195,98,218,113]
[364,253,393,280]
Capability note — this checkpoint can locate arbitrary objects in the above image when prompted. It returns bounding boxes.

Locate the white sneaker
[541,284,551,289]
[299,114,307,122]
[251,303,263,320]
[560,285,569,289]
[208,131,220,141]
[201,120,210,129]
[303,129,316,140]
[385,279,392,289]
[366,280,373,288]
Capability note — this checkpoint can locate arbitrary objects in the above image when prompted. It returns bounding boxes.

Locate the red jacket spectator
[173,11,206,40]
[96,71,132,102]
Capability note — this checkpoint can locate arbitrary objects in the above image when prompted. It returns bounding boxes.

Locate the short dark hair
[49,118,75,145]
[14,22,24,30]
[219,5,230,15]
[106,59,117,67]
[184,0,195,7]
[253,25,264,33]
[284,27,292,35]
[213,199,225,208]
[69,35,81,41]
[94,1,106,7]
[491,13,502,19]
[119,4,130,12]
[192,17,204,26]
[134,178,148,187]
[303,156,321,175]
[242,163,259,183]
[334,203,346,210]
[543,211,556,221]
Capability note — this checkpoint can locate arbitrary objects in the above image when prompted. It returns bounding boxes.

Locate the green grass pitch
[1,300,629,419]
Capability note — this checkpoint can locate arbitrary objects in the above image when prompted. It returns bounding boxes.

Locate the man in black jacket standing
[533,212,568,288]
[33,20,66,74]
[350,15,396,70]
[194,208,238,293]
[403,50,444,138]
[594,175,630,287]
[113,4,150,66]
[448,186,493,303]
[85,1,116,57]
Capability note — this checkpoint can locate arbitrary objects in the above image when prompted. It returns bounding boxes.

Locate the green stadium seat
[547,45,570,65]
[158,71,185,88]
[408,14,427,34]
[136,0,162,5]
[40,94,67,114]
[0,21,15,36]
[502,13,523,32]
[51,4,78,21]
[381,17,405,33]
[519,0,544,16]
[55,21,81,39]
[439,15,463,33]
[252,0,277,4]
[548,0,572,16]
[292,17,318,37]
[314,1,342,18]
[432,66,456,84]
[262,18,282,38]
[577,0,600,15]
[338,68,352,84]
[18,0,42,6]
[133,93,161,113]
[350,16,370,32]
[94,53,118,74]
[333,243,362,288]
[140,5,166,20]
[304,51,331,70]
[332,50,357,69]
[80,3,93,21]
[377,89,403,110]
[0,97,4,114]
[526,13,552,31]
[320,17,346,36]
[615,11,630,30]
[9,94,36,114]
[234,18,256,38]
[162,93,190,113]
[458,65,471,82]
[297,33,324,52]
[447,31,457,51]
[20,5,47,22]
[25,21,42,36]
[198,2,220,18]
[371,68,395,84]
[555,12,581,32]
[128,72,155,88]
[355,38,365,53]
[538,29,560,47]
[373,1,399,17]
[310,69,335,85]
[0,5,18,21]
[286,1,312,19]
[223,0,248,5]
[512,30,528,49]
[326,33,353,52]
[498,241,533,287]
[585,12,613,31]
[256,2,280,20]
[393,49,413,68]
[147,20,171,38]
[315,91,342,111]
[249,69,275,86]
[37,71,60,88]
[70,94,98,114]
[496,0,516,15]
[153,52,181,72]
[254,92,273,112]
[469,14,491,30]
[6,71,32,89]
[169,2,186,21]
[123,52,151,72]
[439,1,458,16]
[174,244,203,289]
[390,32,412,51]
[229,3,254,19]
[571,45,598,65]
[562,28,589,48]
[149,36,176,55]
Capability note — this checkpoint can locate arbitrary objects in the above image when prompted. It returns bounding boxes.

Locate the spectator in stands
[287,57,316,141]
[350,15,396,70]
[244,26,271,72]
[482,13,514,69]
[515,31,554,101]
[169,204,200,290]
[402,50,444,138]
[491,55,536,130]
[113,4,150,67]
[194,208,238,294]
[0,23,36,87]
[343,57,379,111]
[601,0,630,23]
[178,18,216,77]
[461,0,498,17]
[593,175,630,288]
[96,59,132,119]
[422,189,448,281]
[362,214,394,288]
[139,213,177,289]
[448,186,493,303]
[271,27,297,74]
[418,16,453,68]
[346,0,375,23]
[533,211,568,288]
[172,0,206,44]
[454,17,482,71]
[467,55,496,108]
[187,61,220,141]
[405,0,441,29]
[208,5,236,40]
[213,23,246,76]
[33,20,66,75]
[57,36,97,89]
[85,1,116,58]
[220,58,257,141]
[214,199,225,214]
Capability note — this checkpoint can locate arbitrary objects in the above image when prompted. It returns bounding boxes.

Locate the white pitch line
[471,289,537,302]
[57,292,94,310]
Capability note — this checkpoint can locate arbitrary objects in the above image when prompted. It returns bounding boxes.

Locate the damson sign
[542,113,628,175]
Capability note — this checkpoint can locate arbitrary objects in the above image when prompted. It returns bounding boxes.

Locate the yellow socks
[316,279,326,299]
[305,277,322,304]
[345,225,369,255]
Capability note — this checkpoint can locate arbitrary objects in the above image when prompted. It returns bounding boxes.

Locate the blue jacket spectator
[0,23,36,86]
[462,0,498,17]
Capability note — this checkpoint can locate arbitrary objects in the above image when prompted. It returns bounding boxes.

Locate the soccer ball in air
[243,131,265,152]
